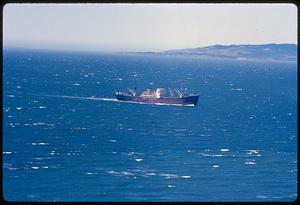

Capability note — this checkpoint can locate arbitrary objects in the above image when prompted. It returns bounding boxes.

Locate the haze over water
[3,49,297,201]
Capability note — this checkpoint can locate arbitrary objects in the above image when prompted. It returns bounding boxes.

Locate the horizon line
[3,42,298,54]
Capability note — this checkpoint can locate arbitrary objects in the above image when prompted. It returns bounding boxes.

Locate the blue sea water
[2,49,297,202]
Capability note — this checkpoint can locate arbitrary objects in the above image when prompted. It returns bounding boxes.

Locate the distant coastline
[123,44,297,62]
[4,43,297,63]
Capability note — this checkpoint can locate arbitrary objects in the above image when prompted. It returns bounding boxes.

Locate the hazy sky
[3,3,297,52]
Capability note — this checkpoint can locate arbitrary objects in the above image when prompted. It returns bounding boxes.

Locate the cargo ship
[115,87,199,106]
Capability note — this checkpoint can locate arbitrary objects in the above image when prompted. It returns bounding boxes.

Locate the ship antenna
[133,73,138,95]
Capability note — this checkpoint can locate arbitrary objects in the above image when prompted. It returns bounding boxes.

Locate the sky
[3,3,297,52]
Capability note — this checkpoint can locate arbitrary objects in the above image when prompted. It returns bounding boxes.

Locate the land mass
[128,44,297,62]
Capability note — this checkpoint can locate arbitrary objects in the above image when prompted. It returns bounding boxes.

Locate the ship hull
[116,94,199,106]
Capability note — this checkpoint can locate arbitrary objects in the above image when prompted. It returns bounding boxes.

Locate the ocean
[2,49,297,202]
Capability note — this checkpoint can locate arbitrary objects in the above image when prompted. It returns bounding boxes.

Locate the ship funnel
[155,88,167,98]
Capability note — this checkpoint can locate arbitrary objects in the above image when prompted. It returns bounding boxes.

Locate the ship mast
[175,88,183,98]
[134,78,137,92]
[133,73,138,96]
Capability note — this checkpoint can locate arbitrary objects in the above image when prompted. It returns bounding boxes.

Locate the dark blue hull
[116,94,199,106]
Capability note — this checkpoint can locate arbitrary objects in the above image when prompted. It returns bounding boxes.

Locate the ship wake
[36,94,119,102]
